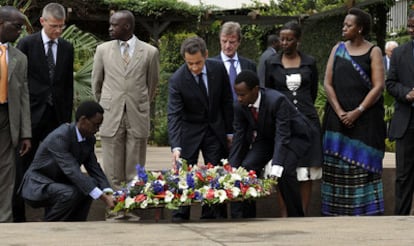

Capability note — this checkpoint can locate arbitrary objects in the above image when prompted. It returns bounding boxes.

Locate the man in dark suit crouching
[19,101,114,221]
[229,70,314,217]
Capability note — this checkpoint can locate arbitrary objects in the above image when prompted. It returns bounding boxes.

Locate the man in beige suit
[0,6,31,222]
[92,10,159,190]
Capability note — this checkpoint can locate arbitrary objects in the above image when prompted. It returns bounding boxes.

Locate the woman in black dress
[321,8,385,215]
[265,21,322,216]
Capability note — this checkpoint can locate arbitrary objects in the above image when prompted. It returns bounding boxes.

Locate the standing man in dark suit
[257,34,280,87]
[14,2,74,222]
[386,11,414,215]
[213,21,257,101]
[230,70,313,217]
[168,36,233,221]
[19,101,114,221]
[0,6,31,222]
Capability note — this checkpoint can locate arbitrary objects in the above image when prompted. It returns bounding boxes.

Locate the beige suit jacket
[92,38,159,138]
[7,46,31,147]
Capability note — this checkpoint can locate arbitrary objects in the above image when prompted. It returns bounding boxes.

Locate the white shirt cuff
[172,147,181,153]
[89,187,103,200]
[270,165,284,178]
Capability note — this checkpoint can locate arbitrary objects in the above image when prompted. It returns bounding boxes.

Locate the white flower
[144,182,152,193]
[151,171,162,179]
[178,178,188,190]
[124,196,135,209]
[247,187,258,198]
[153,198,160,206]
[165,190,174,203]
[231,187,241,198]
[215,189,228,203]
[180,191,188,202]
[230,173,242,182]
[140,199,148,209]
[198,185,210,198]
[221,159,229,165]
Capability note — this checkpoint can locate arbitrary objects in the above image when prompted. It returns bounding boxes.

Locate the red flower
[248,170,256,178]
[187,192,195,199]
[135,194,146,202]
[206,189,215,200]
[195,171,204,182]
[206,163,214,169]
[240,183,249,195]
[225,189,233,199]
[223,163,232,172]
[118,194,126,202]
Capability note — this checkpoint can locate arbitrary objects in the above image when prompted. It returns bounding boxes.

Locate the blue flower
[136,164,148,183]
[194,190,203,201]
[186,173,195,189]
[152,180,164,194]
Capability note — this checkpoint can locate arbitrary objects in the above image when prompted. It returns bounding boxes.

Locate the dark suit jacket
[386,41,414,140]
[19,123,110,201]
[229,88,313,169]
[167,59,233,158]
[17,32,74,129]
[258,47,276,87]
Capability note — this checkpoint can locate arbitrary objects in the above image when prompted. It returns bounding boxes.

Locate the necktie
[47,40,55,82]
[122,42,130,65]
[250,106,258,122]
[0,45,7,103]
[228,59,237,101]
[198,73,208,100]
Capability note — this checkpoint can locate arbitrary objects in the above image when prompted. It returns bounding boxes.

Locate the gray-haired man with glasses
[14,2,74,222]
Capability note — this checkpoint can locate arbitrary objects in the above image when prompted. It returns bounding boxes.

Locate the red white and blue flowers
[112,159,276,212]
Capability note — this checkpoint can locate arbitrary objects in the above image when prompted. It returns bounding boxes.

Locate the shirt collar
[41,29,58,45]
[191,66,207,77]
[220,51,239,63]
[120,35,137,48]
[249,90,261,109]
[75,126,86,142]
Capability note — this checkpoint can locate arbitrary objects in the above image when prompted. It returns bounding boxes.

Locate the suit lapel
[125,40,143,75]
[7,47,17,81]
[110,41,125,73]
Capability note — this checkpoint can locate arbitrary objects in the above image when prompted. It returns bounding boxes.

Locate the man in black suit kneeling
[19,101,114,221]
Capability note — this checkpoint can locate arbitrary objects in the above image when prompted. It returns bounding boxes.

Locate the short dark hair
[0,6,21,21]
[75,101,104,122]
[235,70,259,89]
[180,36,207,57]
[280,21,302,39]
[348,8,371,36]
[267,34,279,46]
[116,10,135,31]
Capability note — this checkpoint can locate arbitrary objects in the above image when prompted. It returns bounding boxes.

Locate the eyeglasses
[45,20,66,30]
